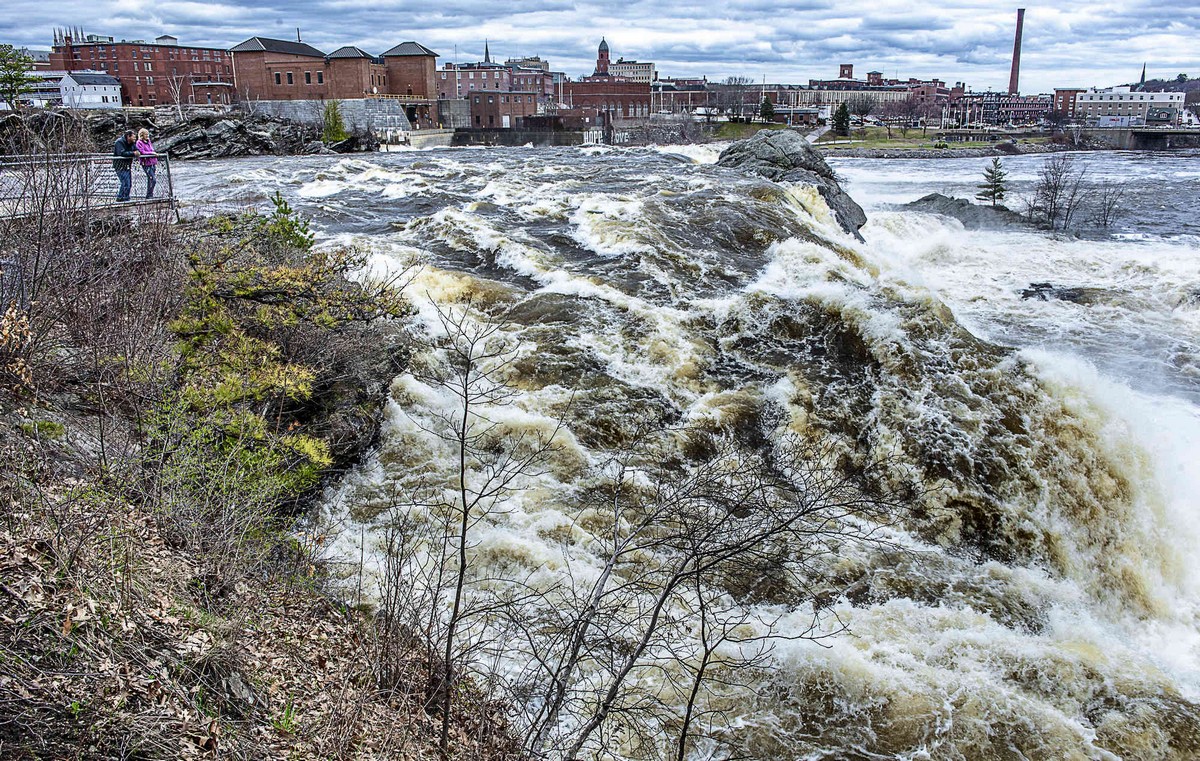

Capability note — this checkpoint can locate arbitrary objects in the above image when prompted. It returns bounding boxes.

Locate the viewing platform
[0,153,175,222]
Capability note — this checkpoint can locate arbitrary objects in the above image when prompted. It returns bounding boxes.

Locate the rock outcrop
[0,109,377,159]
[717,129,868,240]
[901,193,1027,230]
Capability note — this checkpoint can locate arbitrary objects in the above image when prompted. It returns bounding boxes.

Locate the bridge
[0,152,175,222]
[1078,127,1200,150]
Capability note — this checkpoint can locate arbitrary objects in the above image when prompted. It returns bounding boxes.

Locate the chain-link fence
[0,153,174,221]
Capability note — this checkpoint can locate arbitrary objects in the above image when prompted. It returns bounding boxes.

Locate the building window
[147,77,153,85]
[473,96,480,103]
[475,115,480,124]
[305,71,311,84]
[144,62,151,71]
[275,72,282,85]
[287,72,294,85]
[317,71,324,84]
[488,95,494,103]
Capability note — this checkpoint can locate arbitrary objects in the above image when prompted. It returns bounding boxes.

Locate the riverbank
[0,198,516,759]
[818,141,1096,159]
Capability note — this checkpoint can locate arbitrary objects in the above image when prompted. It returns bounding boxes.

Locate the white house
[59,71,122,110]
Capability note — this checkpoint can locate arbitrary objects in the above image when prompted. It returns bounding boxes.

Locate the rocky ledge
[1,109,378,159]
[716,129,868,240]
[900,193,1028,230]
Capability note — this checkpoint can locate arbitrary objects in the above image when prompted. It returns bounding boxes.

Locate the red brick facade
[561,80,651,120]
[229,49,330,101]
[49,34,234,107]
[469,90,539,128]
[230,38,437,102]
[1053,88,1085,118]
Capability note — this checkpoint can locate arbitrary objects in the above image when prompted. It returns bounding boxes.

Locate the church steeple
[1139,62,1147,90]
[484,39,491,64]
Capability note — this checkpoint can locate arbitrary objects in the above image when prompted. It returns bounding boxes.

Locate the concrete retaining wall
[248,99,413,132]
[451,130,587,147]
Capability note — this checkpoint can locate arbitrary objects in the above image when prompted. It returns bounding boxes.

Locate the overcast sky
[3,1,1192,93]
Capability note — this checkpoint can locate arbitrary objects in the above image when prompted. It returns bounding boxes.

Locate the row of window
[472,94,536,104]
[93,45,223,57]
[442,71,505,80]
[1081,94,1181,101]
[274,71,325,85]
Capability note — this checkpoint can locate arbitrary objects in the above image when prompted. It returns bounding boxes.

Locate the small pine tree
[832,102,851,137]
[976,157,1008,206]
[759,95,775,122]
[322,100,349,143]
[0,44,36,110]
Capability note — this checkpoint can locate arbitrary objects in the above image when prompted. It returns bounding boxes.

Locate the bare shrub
[1027,153,1087,230]
[1092,181,1127,228]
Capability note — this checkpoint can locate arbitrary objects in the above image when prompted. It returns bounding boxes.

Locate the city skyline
[4,0,1194,93]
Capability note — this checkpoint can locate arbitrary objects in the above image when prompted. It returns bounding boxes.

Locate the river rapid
[179,146,1200,759]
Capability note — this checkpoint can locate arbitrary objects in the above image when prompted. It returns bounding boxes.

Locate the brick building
[230,37,439,127]
[381,41,439,99]
[49,30,234,107]
[440,62,511,99]
[469,90,539,128]
[559,38,651,121]
[1053,88,1086,119]
[228,37,330,100]
[561,79,651,122]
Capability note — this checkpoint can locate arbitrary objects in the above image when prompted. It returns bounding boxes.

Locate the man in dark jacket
[112,130,136,201]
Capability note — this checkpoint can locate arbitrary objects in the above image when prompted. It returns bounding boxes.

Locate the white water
[180,147,1200,758]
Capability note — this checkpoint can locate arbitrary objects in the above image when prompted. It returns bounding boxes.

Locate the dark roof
[599,38,609,52]
[230,37,325,57]
[381,41,438,57]
[66,72,119,86]
[328,45,376,59]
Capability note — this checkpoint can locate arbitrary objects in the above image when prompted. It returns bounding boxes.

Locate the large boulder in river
[902,193,1026,230]
[717,129,867,240]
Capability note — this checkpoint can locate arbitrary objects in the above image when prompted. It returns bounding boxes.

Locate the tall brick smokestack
[1008,8,1025,95]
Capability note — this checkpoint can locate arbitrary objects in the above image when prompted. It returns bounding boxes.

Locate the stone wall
[246,98,413,131]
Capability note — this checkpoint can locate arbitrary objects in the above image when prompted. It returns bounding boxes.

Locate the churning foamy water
[179,146,1200,759]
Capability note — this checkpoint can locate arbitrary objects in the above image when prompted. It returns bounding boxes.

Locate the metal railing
[0,152,174,221]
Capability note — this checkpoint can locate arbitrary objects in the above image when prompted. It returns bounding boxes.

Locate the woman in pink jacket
[135,128,159,199]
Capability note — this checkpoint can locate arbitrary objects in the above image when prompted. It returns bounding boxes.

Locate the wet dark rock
[1021,282,1115,305]
[717,129,868,241]
[329,132,380,154]
[903,193,1027,230]
[305,140,338,155]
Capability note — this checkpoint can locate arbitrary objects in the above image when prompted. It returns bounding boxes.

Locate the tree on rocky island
[0,44,37,110]
[832,102,851,137]
[976,157,1009,206]
[759,95,774,121]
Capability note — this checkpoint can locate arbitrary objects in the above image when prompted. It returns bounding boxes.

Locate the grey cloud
[3,0,1197,93]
